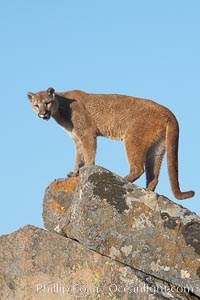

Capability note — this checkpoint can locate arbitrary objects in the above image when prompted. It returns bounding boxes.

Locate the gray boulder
[43,165,200,298]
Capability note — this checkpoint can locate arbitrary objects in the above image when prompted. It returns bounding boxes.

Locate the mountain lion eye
[34,104,39,108]
[45,101,51,106]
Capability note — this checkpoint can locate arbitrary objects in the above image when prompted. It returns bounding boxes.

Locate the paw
[67,171,79,178]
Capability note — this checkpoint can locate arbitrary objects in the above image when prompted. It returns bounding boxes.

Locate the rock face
[43,165,200,298]
[0,225,198,300]
[2,225,198,300]
[0,165,200,299]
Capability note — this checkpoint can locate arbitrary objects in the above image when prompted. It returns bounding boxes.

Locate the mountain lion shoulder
[27,87,194,200]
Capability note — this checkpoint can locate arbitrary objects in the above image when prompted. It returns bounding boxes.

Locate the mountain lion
[27,87,194,200]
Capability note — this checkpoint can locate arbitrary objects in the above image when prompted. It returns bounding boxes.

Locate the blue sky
[0,0,199,235]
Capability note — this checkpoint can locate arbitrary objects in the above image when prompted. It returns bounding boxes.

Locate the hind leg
[145,138,165,191]
[123,125,147,182]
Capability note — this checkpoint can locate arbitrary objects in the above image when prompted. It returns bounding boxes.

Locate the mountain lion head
[27,87,58,120]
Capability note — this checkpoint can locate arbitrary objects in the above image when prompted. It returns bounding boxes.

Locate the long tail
[166,116,195,200]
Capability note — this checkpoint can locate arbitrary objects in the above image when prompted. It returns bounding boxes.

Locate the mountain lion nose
[38,111,49,119]
[39,111,47,116]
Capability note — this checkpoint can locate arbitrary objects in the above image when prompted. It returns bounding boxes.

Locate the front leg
[67,134,96,177]
[67,102,98,176]
[67,137,85,178]
[81,134,97,166]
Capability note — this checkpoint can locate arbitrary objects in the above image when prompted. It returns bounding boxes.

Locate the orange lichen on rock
[51,177,79,192]
[94,268,103,275]
[62,225,69,232]
[50,200,66,216]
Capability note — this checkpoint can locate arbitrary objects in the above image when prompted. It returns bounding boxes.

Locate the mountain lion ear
[46,87,55,97]
[27,92,35,102]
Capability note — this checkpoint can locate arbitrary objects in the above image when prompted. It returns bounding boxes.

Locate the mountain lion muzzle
[38,111,51,120]
[27,87,195,200]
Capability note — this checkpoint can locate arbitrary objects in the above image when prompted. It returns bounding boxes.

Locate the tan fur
[27,87,194,200]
